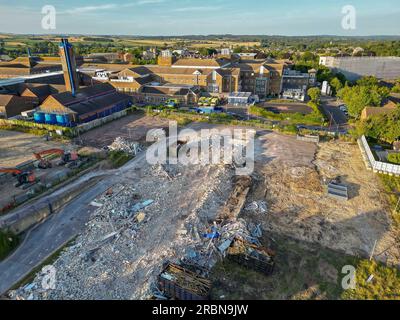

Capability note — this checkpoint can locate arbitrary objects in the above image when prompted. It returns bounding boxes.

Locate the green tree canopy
[330,77,344,95]
[338,78,390,119]
[355,107,400,144]
[307,87,321,103]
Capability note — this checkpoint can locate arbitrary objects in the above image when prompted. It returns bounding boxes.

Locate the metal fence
[74,109,128,134]
[296,134,320,143]
[359,135,400,176]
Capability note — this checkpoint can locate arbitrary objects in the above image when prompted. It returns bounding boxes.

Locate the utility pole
[395,196,400,213]
[369,239,377,261]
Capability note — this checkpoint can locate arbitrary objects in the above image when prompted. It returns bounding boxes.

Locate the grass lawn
[0,230,20,261]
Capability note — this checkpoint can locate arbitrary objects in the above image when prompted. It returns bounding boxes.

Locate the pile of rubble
[177,218,263,274]
[8,131,269,300]
[9,160,236,300]
[108,137,142,155]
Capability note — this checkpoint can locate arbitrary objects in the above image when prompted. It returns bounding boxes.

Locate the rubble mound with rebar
[108,137,142,155]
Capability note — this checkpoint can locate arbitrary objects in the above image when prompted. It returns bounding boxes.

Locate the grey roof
[51,83,116,106]
[70,92,131,116]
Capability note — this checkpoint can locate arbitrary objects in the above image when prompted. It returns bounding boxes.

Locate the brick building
[81,50,289,104]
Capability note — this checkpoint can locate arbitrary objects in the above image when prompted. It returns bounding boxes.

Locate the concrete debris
[180,218,263,274]
[135,212,146,224]
[131,200,154,215]
[10,160,235,300]
[108,137,142,155]
[90,201,103,207]
[8,131,261,300]
[245,200,268,214]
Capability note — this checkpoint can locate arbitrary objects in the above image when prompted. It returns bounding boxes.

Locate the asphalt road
[321,96,349,126]
[0,179,112,295]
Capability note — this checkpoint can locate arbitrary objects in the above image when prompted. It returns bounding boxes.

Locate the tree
[307,87,321,104]
[199,47,217,57]
[356,76,379,87]
[391,79,400,93]
[355,107,400,143]
[338,84,386,119]
[330,77,344,95]
[317,65,333,83]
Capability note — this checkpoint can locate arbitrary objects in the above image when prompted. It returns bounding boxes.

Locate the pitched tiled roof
[146,65,214,75]
[23,84,53,99]
[362,105,397,118]
[50,83,116,106]
[172,58,231,68]
[141,85,197,96]
[0,95,14,106]
[70,92,131,116]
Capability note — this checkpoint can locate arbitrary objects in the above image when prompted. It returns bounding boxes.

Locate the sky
[0,0,399,36]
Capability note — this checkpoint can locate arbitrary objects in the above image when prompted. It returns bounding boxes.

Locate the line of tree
[354,107,400,144]
[337,76,390,120]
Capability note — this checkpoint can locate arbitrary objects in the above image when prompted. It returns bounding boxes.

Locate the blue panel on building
[34,112,45,123]
[45,113,57,125]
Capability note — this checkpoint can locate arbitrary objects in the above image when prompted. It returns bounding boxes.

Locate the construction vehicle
[0,168,37,188]
[33,149,79,169]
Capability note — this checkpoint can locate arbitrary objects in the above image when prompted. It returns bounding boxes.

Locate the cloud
[172,6,222,12]
[63,0,165,14]
[137,0,165,5]
[65,4,118,14]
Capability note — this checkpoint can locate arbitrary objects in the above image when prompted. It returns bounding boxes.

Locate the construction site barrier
[296,134,320,143]
[359,135,400,176]
[74,109,129,134]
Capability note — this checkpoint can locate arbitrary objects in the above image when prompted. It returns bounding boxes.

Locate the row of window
[117,87,139,93]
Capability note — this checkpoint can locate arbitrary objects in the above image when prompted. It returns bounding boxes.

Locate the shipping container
[158,262,211,300]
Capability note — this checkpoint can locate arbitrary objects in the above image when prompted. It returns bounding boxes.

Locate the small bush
[0,230,19,260]
[249,105,325,126]
[108,151,132,168]
[388,153,400,165]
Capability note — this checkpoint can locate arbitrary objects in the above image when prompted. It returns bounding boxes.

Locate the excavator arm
[0,168,23,175]
[0,168,36,187]
[33,149,65,160]
[33,149,66,169]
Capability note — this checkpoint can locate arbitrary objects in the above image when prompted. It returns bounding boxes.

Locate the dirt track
[0,130,71,167]
[76,113,171,148]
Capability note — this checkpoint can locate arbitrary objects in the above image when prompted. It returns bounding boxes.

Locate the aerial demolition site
[0,121,398,299]
[0,38,398,301]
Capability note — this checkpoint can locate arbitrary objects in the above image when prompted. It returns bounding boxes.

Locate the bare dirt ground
[75,113,171,149]
[211,134,399,300]
[249,138,399,265]
[0,130,71,167]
